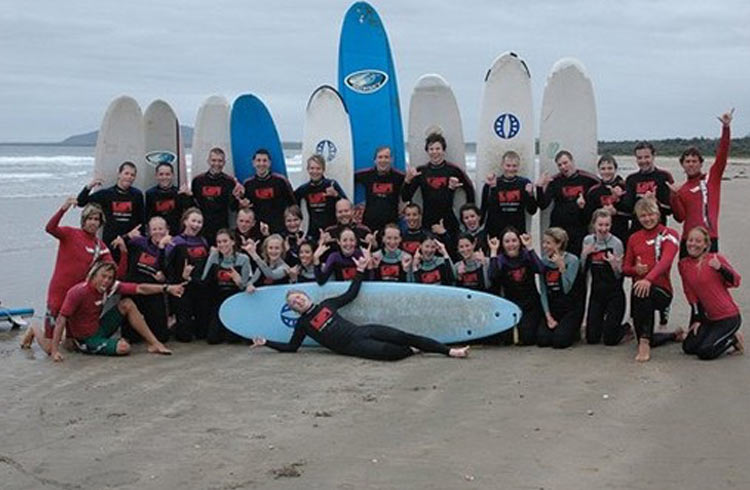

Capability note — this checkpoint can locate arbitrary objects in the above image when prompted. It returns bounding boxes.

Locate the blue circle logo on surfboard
[345,70,389,94]
[280,304,300,329]
[493,113,521,139]
[145,151,177,167]
[316,140,338,161]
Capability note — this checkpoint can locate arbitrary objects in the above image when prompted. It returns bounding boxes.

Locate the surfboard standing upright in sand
[94,95,144,188]
[143,100,187,189]
[192,95,232,180]
[230,94,287,184]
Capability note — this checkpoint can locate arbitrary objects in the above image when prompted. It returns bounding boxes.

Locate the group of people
[21,109,742,363]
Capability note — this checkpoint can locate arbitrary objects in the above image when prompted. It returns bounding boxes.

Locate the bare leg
[448,346,470,358]
[118,299,171,355]
[21,323,53,354]
[730,330,744,355]
[19,326,35,349]
[635,338,651,362]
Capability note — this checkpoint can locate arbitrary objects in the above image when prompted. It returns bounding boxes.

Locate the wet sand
[1,157,749,489]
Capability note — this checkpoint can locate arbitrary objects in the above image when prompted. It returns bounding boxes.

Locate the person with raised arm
[482,150,537,237]
[191,147,241,245]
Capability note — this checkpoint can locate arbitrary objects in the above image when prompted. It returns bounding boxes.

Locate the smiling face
[82,213,102,234]
[183,212,203,236]
[284,212,301,233]
[404,206,422,230]
[287,291,312,313]
[635,148,654,172]
[236,209,255,234]
[636,210,659,231]
[542,235,561,257]
[555,154,576,177]
[685,228,709,258]
[461,208,480,231]
[298,243,314,266]
[156,164,174,188]
[307,159,324,181]
[681,154,703,178]
[338,229,357,256]
[216,232,235,255]
[382,227,401,251]
[598,161,616,182]
[336,200,353,224]
[148,217,168,243]
[117,164,137,190]
[594,215,612,238]
[265,237,284,261]
[253,153,271,177]
[502,156,520,178]
[91,267,116,292]
[427,141,445,165]
[420,238,437,260]
[457,237,475,260]
[208,151,226,174]
[502,231,521,257]
[375,147,392,173]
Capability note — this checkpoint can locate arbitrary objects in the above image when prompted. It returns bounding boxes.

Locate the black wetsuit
[145,184,195,235]
[122,236,169,343]
[584,176,629,244]
[77,184,145,260]
[242,173,296,233]
[191,171,239,244]
[294,178,346,241]
[264,273,451,361]
[481,175,537,237]
[622,167,674,233]
[166,234,210,341]
[355,167,405,232]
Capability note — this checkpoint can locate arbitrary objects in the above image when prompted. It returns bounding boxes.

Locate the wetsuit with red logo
[145,184,195,235]
[623,167,674,233]
[409,256,454,285]
[537,171,599,256]
[355,167,405,232]
[324,222,373,254]
[44,206,127,338]
[453,259,489,291]
[191,171,239,244]
[580,233,626,345]
[538,253,584,349]
[481,175,537,236]
[584,176,629,244]
[671,125,730,256]
[679,253,742,360]
[315,249,365,285]
[254,257,293,286]
[264,273,452,361]
[77,184,145,249]
[401,161,475,237]
[123,235,169,342]
[489,249,545,346]
[400,227,451,257]
[166,234,210,341]
[243,173,296,233]
[371,249,410,282]
[294,178,347,241]
[623,224,680,345]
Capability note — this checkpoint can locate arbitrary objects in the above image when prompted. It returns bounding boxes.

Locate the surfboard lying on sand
[0,307,33,328]
[476,52,534,232]
[407,73,467,214]
[538,58,598,243]
[192,95,232,180]
[219,282,521,346]
[143,99,187,189]
[231,94,287,183]
[339,1,405,203]
[94,96,144,188]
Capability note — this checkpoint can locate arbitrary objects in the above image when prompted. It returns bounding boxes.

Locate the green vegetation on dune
[598,136,750,158]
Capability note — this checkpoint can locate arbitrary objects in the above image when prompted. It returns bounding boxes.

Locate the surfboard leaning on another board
[538,58,598,244]
[192,95,233,181]
[94,95,144,188]
[220,281,522,346]
[338,1,405,204]
[142,99,187,190]
[230,94,287,184]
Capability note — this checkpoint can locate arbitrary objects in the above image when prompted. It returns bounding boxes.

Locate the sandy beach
[1,156,749,489]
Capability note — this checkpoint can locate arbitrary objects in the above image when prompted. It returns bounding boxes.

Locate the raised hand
[401,253,413,270]
[62,196,78,210]
[259,222,270,236]
[708,254,721,270]
[243,239,259,256]
[431,219,446,235]
[111,236,127,253]
[87,178,103,190]
[435,239,449,258]
[182,260,195,281]
[158,234,173,249]
[448,176,463,190]
[488,236,500,255]
[325,185,339,198]
[405,167,421,183]
[520,233,532,249]
[178,183,192,196]
[576,192,586,209]
[485,172,497,187]
[718,107,734,127]
[535,172,551,188]
[127,224,142,240]
[635,256,649,276]
[353,254,369,272]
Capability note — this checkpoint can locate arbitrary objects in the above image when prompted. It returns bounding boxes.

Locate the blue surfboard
[219,282,521,346]
[338,1,405,203]
[230,94,287,183]
[0,307,34,327]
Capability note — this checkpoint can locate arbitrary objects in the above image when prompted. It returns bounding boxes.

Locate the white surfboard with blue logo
[94,95,144,188]
[192,95,232,181]
[407,74,467,215]
[476,52,534,233]
[538,58,598,242]
[219,281,521,346]
[143,100,187,190]
[339,1,405,204]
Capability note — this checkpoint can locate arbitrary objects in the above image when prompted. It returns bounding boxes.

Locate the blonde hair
[589,208,612,232]
[307,154,326,172]
[262,234,287,261]
[87,261,116,281]
[686,226,711,254]
[80,203,105,228]
[543,227,568,251]
[634,197,660,217]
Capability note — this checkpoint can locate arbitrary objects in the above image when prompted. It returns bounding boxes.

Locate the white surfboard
[192,95,232,180]
[93,96,144,188]
[142,100,187,190]
[407,74,467,215]
[475,52,534,232]
[538,58,598,241]
[302,85,354,233]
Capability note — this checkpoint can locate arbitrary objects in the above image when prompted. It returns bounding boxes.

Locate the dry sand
[1,157,749,489]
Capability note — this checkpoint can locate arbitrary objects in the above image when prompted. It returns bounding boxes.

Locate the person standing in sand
[670,109,733,258]
[239,149,296,234]
[251,252,469,361]
[678,226,743,360]
[191,147,242,246]
[354,146,404,233]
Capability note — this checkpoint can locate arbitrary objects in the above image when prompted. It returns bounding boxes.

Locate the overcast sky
[2,0,748,142]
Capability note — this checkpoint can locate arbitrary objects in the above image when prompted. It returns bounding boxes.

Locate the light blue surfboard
[219,282,521,346]
[338,1,405,203]
[230,94,287,183]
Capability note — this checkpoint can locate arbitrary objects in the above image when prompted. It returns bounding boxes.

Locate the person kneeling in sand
[251,252,469,361]
[35,261,183,362]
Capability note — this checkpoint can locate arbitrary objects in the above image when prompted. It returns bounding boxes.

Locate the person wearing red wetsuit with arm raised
[670,109,733,257]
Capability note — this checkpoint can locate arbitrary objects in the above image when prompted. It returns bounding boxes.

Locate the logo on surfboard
[145,151,177,167]
[316,140,338,161]
[345,70,389,94]
[493,113,521,139]
[280,304,300,328]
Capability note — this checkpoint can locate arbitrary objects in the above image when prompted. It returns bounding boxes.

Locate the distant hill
[60,126,195,147]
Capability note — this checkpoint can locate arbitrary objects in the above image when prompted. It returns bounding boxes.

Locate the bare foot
[730,331,744,356]
[620,323,634,344]
[19,327,35,349]
[673,327,687,342]
[635,339,651,362]
[148,343,172,355]
[448,346,470,358]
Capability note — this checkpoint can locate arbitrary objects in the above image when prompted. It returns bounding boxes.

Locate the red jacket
[679,254,740,321]
[623,224,679,293]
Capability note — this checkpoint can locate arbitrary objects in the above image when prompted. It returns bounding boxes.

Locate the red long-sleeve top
[671,125,730,239]
[45,207,127,315]
[678,254,740,321]
[623,224,679,293]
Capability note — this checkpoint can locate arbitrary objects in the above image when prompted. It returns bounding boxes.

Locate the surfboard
[219,281,521,346]
[538,58,598,242]
[407,73,468,216]
[93,95,144,188]
[230,94,287,184]
[476,52,534,233]
[192,95,232,180]
[0,307,33,328]
[338,1,405,204]
[143,100,187,190]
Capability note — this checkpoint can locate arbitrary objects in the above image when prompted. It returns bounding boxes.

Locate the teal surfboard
[219,282,521,346]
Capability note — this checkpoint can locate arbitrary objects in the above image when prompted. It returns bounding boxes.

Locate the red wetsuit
[59,281,138,340]
[671,126,730,240]
[679,254,740,321]
[623,224,680,293]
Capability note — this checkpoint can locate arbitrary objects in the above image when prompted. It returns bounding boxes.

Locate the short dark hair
[424,132,447,152]
[118,161,137,173]
[373,146,391,159]
[679,147,704,164]
[253,148,271,160]
[633,141,655,155]
[597,154,618,170]
[459,203,481,218]
[155,162,174,173]
[554,150,574,163]
[404,202,422,215]
[209,147,226,157]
